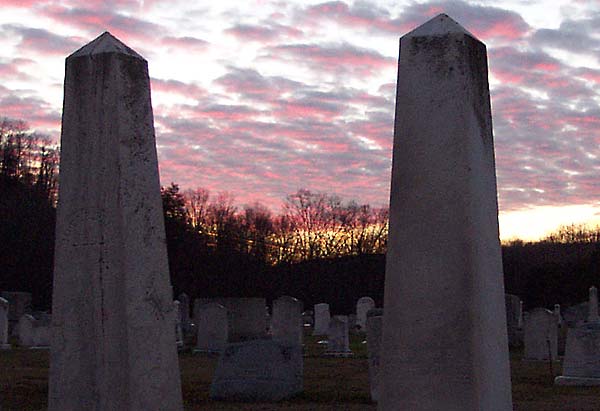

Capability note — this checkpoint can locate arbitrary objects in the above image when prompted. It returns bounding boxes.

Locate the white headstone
[356,297,375,331]
[366,308,383,402]
[324,315,352,357]
[313,303,330,336]
[48,32,183,411]
[194,297,266,342]
[379,14,513,410]
[555,322,600,385]
[210,339,303,401]
[1,291,32,336]
[0,297,9,349]
[271,296,303,346]
[524,308,558,361]
[18,314,35,347]
[195,302,228,353]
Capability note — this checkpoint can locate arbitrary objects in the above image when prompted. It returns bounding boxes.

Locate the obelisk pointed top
[403,14,476,40]
[68,31,145,60]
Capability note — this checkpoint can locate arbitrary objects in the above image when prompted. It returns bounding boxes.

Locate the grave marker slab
[271,296,303,346]
[313,303,330,336]
[523,308,558,361]
[210,339,303,401]
[195,302,228,353]
[356,297,375,331]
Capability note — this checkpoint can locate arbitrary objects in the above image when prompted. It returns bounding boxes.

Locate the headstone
[0,297,11,349]
[48,32,183,411]
[302,310,313,327]
[195,302,228,353]
[271,296,303,346]
[356,297,375,331]
[589,286,599,322]
[18,314,35,347]
[366,308,383,402]
[0,291,32,336]
[210,339,303,401]
[178,292,191,333]
[523,308,558,361]
[17,313,50,347]
[312,303,330,336]
[505,294,523,347]
[194,297,266,342]
[554,304,562,326]
[563,302,590,327]
[324,315,352,357]
[173,300,184,349]
[555,322,600,385]
[379,14,513,410]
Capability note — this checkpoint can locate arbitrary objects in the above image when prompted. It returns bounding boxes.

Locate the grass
[2,333,600,410]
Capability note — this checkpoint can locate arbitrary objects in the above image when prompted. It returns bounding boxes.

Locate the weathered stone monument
[48,32,183,411]
[366,308,383,402]
[523,308,558,361]
[324,315,352,357]
[313,303,330,336]
[210,339,303,401]
[1,291,32,336]
[178,292,191,333]
[194,297,266,342]
[271,296,303,346]
[379,14,512,410]
[356,296,375,331]
[195,302,228,353]
[556,286,600,385]
[18,314,36,347]
[505,294,523,347]
[0,297,10,349]
[18,313,49,348]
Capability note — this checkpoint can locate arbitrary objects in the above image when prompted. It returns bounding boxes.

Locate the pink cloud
[266,43,395,76]
[160,36,209,52]
[151,78,207,100]
[225,23,302,42]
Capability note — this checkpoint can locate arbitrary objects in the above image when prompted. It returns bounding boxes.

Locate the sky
[0,0,599,241]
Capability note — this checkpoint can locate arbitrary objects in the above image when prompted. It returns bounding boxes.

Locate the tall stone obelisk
[379,15,512,410]
[49,32,183,411]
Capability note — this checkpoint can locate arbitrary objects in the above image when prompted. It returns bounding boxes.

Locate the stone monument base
[555,376,600,386]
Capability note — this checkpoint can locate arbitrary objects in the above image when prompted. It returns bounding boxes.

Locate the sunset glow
[0,0,598,241]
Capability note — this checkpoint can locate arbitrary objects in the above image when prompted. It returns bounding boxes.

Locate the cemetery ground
[2,332,600,410]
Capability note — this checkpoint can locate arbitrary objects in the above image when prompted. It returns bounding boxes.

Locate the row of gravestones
[185,295,381,401]
[509,287,600,385]
[0,292,52,349]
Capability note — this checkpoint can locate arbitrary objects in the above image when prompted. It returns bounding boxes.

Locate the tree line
[0,116,599,314]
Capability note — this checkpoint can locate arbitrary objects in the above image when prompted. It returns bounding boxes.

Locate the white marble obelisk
[379,14,512,410]
[48,32,183,411]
